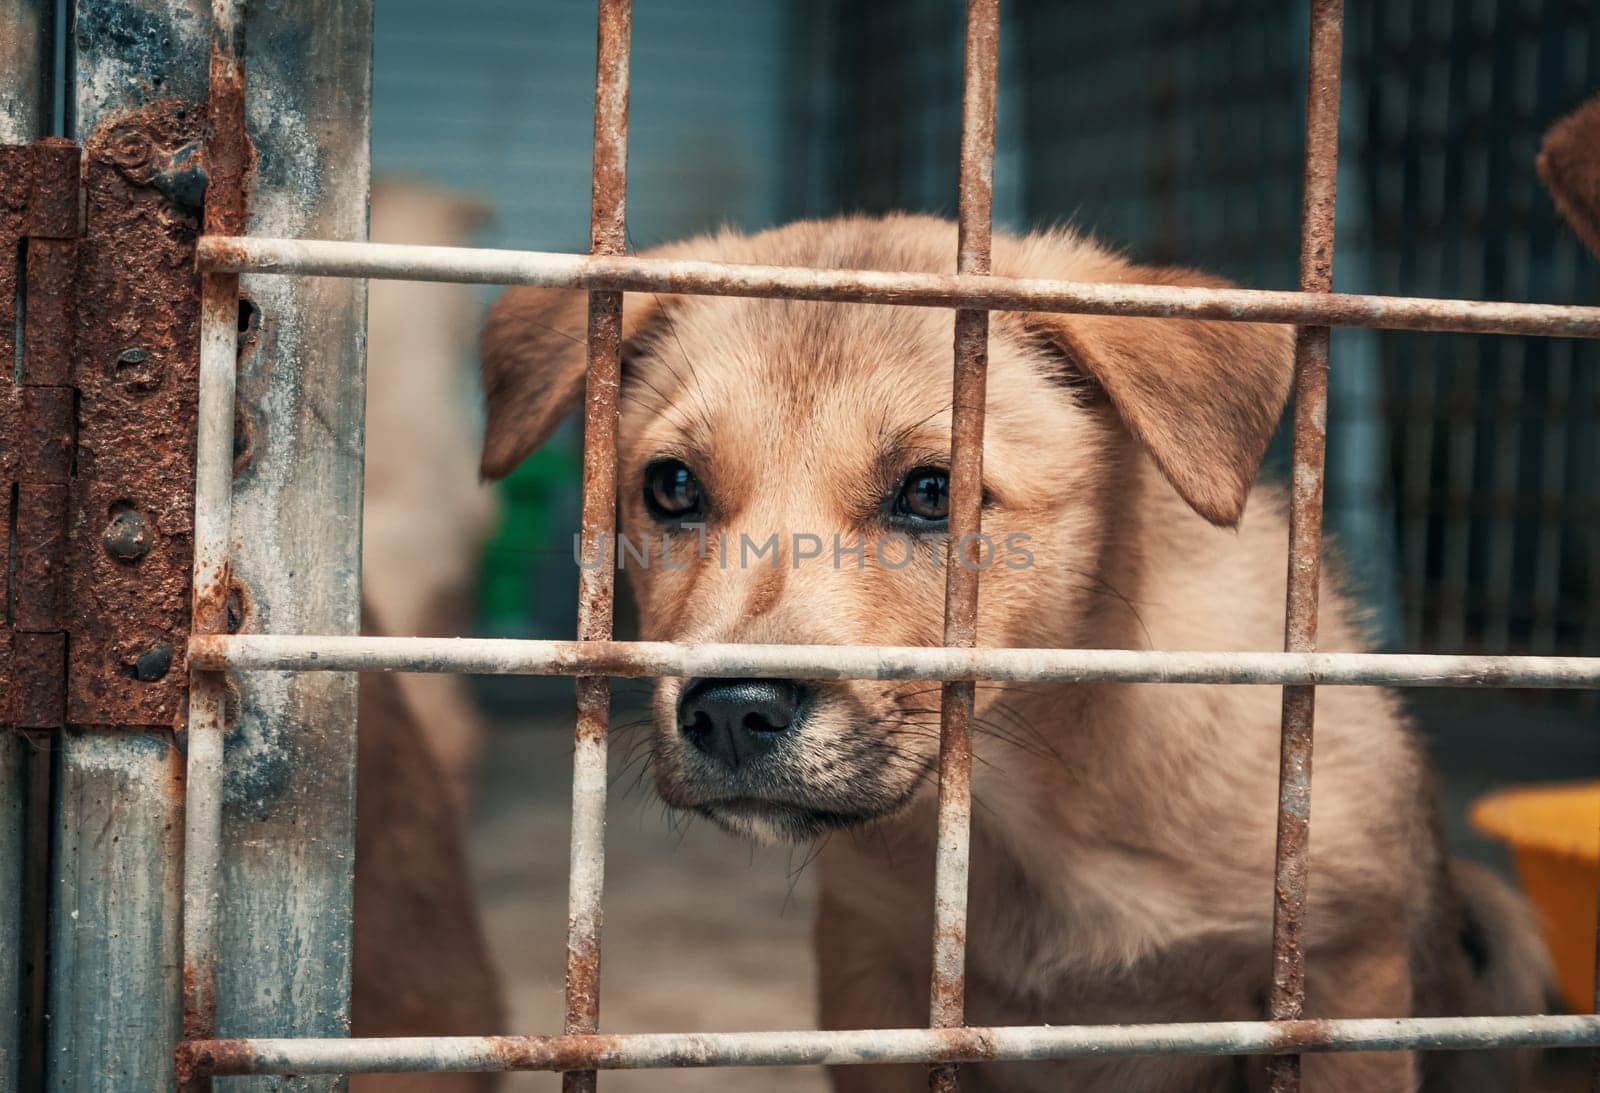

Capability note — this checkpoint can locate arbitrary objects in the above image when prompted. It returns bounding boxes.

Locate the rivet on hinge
[102,507,152,562]
[133,644,173,682]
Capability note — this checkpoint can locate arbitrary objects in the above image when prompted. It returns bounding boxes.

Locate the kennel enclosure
[1,1,1598,1091]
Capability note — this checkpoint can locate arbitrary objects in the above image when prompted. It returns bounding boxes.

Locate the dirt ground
[465,686,1597,1092]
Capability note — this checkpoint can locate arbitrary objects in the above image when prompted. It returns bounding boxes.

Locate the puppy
[478,215,1552,1092]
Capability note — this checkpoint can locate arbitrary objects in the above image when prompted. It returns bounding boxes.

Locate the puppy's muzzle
[676,677,809,770]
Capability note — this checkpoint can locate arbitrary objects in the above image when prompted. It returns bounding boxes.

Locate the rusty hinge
[2,103,206,732]
[1,138,79,729]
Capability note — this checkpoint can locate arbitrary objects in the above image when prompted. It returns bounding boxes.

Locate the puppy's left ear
[479,288,671,480]
[1005,258,1293,527]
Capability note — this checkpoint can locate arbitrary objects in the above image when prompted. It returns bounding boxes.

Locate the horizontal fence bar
[195,237,1600,339]
[177,1014,1600,1077]
[189,635,1600,689]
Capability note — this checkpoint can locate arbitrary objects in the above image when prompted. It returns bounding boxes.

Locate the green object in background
[479,432,582,637]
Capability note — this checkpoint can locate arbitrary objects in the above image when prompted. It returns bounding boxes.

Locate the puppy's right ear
[478,288,663,480]
[1537,94,1600,260]
[479,287,588,480]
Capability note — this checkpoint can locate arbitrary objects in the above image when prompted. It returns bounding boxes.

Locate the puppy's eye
[644,459,704,521]
[894,467,950,524]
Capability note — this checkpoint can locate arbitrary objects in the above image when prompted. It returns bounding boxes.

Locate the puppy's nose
[677,677,805,768]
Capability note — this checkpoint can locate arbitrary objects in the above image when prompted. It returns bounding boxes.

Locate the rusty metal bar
[190,634,1600,689]
[929,4,999,1092]
[180,2,245,1086]
[1268,4,1343,1091]
[175,1013,1600,1078]
[195,235,1600,339]
[565,3,632,1090]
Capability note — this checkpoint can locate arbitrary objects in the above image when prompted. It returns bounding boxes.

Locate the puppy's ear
[478,288,664,480]
[1002,246,1293,527]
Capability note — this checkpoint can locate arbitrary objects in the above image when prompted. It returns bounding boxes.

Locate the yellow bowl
[1470,781,1598,1013]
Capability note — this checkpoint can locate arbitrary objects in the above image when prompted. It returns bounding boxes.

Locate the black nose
[677,677,805,768]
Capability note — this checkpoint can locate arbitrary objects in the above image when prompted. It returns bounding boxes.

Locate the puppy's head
[480,215,1291,841]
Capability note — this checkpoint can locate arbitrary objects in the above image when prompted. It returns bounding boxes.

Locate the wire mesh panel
[1016,0,1600,667]
[1359,0,1600,659]
[162,0,1600,1089]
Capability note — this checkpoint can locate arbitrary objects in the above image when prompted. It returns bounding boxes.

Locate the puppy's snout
[677,677,807,769]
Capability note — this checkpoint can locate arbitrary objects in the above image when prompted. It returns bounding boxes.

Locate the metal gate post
[208,6,370,1086]
[46,5,202,1087]
[41,3,372,1090]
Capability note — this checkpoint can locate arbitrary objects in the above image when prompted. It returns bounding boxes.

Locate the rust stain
[13,484,67,629]
[487,1033,628,1072]
[174,1037,257,1083]
[203,25,251,239]
[12,632,65,729]
[22,238,77,385]
[180,960,218,1043]
[195,234,252,270]
[1269,1019,1337,1052]
[18,386,72,483]
[25,136,80,238]
[931,1026,1000,1064]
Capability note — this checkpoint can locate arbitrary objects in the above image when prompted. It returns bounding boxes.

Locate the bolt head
[103,509,153,561]
[109,129,150,165]
[113,347,162,393]
[133,645,172,682]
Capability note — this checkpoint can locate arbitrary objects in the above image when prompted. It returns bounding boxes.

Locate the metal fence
[5,0,1598,1089]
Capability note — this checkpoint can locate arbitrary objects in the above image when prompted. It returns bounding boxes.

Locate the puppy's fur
[479,216,1552,1092]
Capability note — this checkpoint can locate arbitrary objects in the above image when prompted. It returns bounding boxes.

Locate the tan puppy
[479,216,1551,1092]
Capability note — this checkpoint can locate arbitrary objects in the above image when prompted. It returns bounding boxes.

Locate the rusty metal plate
[17,386,71,481]
[13,483,67,631]
[12,632,65,729]
[25,137,79,239]
[23,238,76,386]
[0,144,26,369]
[65,104,203,728]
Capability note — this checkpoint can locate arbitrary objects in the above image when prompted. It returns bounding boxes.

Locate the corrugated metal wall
[373,0,789,251]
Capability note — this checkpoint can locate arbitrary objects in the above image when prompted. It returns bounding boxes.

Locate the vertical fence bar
[1267,3,1343,1092]
[564,2,632,1091]
[211,3,370,1089]
[180,2,245,1085]
[929,2,1000,1091]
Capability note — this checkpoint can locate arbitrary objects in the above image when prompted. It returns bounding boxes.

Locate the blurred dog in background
[364,179,499,810]
[350,179,504,1091]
